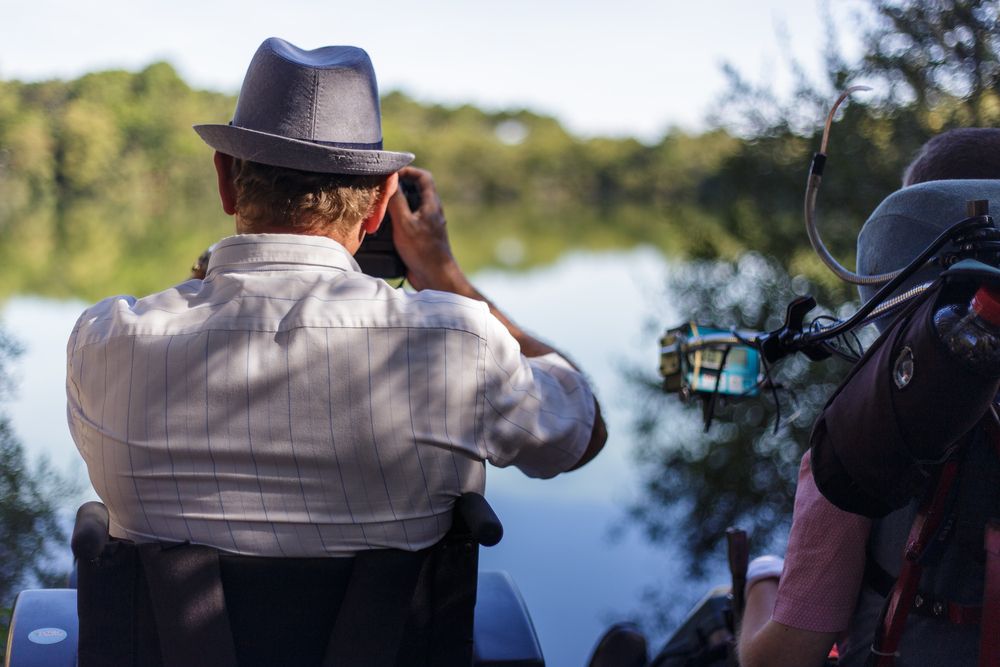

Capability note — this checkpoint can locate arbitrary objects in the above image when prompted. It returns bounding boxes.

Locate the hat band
[312,138,384,150]
[227,121,383,151]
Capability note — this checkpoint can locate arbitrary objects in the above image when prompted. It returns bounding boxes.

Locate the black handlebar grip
[455,493,504,547]
[71,501,110,561]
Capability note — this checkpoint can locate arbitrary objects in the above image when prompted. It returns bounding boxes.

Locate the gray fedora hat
[194,37,413,175]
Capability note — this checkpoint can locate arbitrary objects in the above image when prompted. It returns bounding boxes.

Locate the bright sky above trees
[1,0,864,140]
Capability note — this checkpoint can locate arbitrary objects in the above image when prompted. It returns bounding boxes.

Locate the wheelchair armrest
[4,589,78,667]
[455,493,503,547]
[71,502,109,561]
[473,571,544,666]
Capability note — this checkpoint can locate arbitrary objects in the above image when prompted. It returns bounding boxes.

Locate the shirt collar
[205,234,362,276]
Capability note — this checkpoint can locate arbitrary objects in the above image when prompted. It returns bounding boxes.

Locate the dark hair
[232,159,387,235]
[903,128,1000,186]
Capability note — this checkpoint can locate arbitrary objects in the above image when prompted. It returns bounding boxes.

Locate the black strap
[77,541,152,667]
[864,520,984,626]
[323,548,430,667]
[864,551,897,598]
[420,536,479,666]
[138,544,239,667]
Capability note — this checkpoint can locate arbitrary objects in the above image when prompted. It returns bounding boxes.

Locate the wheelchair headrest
[857,179,1000,306]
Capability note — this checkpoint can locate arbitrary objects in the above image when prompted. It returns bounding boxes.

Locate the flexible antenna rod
[821,86,869,154]
[805,85,909,286]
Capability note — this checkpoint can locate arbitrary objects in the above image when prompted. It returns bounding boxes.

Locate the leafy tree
[705,0,1000,276]
[861,0,1000,123]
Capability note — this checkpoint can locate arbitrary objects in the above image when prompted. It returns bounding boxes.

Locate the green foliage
[0,66,749,302]
[861,0,1000,122]
[704,0,1000,286]
[0,64,234,301]
[0,417,72,601]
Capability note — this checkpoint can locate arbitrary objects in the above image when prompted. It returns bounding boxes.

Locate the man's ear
[214,151,238,216]
[360,173,399,234]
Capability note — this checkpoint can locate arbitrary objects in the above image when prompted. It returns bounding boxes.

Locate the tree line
[0,62,745,302]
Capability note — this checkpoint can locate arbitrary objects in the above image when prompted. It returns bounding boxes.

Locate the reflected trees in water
[627,254,858,603]
[0,327,76,651]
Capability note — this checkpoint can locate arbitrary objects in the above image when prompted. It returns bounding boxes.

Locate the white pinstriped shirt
[67,234,596,557]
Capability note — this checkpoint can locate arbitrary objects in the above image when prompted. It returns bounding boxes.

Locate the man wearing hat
[66,37,606,558]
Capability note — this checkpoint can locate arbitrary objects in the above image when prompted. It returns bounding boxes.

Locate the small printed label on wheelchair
[28,627,67,644]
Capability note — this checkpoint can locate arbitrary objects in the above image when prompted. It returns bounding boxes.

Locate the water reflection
[625,253,853,623]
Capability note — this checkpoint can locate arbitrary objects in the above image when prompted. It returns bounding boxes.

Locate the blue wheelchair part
[5,574,542,667]
[4,589,78,667]
[473,571,544,666]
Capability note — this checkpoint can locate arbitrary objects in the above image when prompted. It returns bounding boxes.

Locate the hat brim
[193,124,414,176]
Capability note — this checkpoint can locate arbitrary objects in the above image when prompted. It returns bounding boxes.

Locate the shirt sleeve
[772,450,872,633]
[479,314,596,479]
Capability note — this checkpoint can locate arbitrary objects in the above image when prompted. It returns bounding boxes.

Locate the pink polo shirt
[771,450,873,633]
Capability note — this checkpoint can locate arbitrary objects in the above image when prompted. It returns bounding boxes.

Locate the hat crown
[192,37,413,175]
[232,38,383,148]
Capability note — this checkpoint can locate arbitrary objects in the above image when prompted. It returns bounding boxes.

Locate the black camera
[355,179,422,279]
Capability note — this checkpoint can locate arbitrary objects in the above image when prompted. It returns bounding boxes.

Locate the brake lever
[757,296,833,364]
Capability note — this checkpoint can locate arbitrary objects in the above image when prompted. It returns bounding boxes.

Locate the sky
[1,0,866,141]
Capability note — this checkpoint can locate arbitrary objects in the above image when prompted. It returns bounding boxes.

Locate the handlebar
[661,202,998,407]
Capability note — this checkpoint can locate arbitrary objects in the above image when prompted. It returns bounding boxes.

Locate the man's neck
[234,220,361,253]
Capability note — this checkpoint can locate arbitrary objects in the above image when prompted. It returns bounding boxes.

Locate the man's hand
[387,166,467,293]
[386,164,555,356]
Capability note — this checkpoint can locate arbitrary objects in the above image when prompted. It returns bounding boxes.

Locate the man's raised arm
[386,166,607,470]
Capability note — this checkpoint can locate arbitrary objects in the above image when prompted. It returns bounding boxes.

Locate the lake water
[2,246,691,667]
